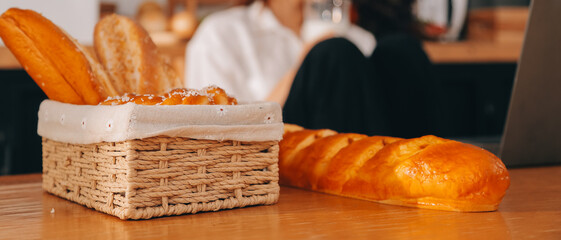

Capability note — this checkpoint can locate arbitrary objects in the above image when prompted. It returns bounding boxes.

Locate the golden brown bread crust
[100,86,237,105]
[283,124,305,134]
[0,8,110,104]
[94,14,182,95]
[287,133,366,189]
[317,136,402,194]
[279,129,337,186]
[71,37,118,98]
[1,10,185,104]
[343,135,510,211]
[279,128,511,212]
[204,86,238,105]
[0,16,83,104]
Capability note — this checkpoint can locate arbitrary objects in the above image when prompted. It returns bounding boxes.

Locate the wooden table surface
[423,40,522,63]
[1,166,561,239]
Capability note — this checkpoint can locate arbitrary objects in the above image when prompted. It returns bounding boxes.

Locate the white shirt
[185,1,375,103]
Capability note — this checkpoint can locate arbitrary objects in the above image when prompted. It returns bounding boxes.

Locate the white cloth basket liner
[37,100,284,144]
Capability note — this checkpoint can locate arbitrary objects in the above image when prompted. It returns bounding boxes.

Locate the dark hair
[353,0,424,39]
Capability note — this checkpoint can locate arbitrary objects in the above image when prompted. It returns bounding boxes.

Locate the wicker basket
[38,100,283,220]
[42,136,279,220]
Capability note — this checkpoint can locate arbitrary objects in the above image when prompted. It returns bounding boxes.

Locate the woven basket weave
[42,136,280,220]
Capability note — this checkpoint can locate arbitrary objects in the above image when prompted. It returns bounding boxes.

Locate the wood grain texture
[1,166,561,239]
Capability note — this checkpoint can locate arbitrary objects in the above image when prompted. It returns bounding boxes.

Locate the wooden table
[423,40,522,63]
[1,166,560,239]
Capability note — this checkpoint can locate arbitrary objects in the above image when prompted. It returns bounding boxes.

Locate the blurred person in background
[184,0,375,103]
[282,0,438,138]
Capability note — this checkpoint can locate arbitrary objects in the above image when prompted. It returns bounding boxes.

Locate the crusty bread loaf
[279,126,511,212]
[94,14,182,95]
[0,8,113,104]
[279,128,337,185]
[317,136,403,194]
[0,9,185,104]
[284,133,367,190]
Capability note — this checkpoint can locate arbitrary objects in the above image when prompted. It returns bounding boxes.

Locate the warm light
[332,7,342,23]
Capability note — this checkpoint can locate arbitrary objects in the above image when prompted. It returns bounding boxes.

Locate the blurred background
[0,0,530,175]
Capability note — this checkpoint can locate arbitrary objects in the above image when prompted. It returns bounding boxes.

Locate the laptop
[498,0,561,167]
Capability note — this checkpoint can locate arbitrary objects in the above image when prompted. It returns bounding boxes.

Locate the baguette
[94,14,182,95]
[0,8,114,104]
[279,126,510,212]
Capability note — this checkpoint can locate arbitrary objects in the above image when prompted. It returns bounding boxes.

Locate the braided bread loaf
[279,124,510,212]
[100,86,237,105]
